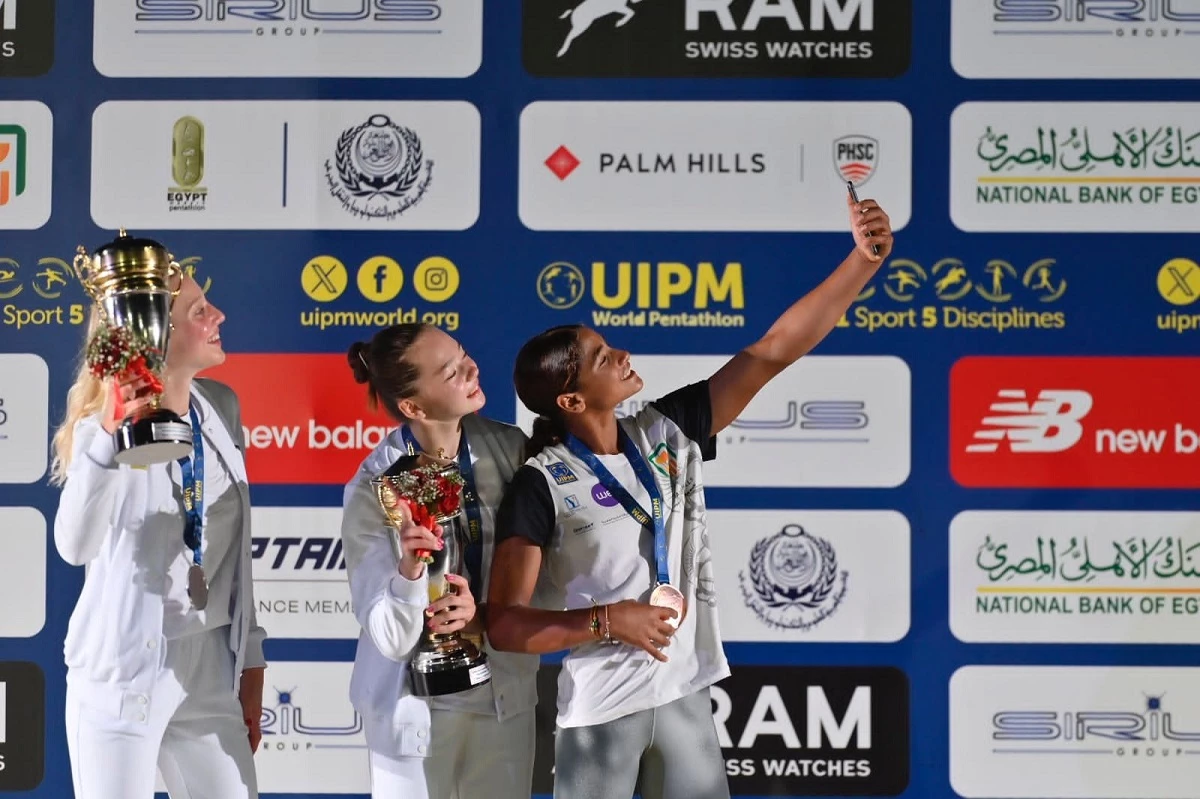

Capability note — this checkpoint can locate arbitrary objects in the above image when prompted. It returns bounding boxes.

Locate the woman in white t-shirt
[487,194,894,799]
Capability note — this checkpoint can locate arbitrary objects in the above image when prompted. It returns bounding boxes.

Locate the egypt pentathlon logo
[324,114,433,221]
[167,116,208,213]
[739,523,847,631]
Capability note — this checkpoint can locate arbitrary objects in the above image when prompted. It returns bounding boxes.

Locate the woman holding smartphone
[487,193,894,799]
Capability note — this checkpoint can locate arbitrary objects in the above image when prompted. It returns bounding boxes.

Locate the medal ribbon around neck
[179,403,205,566]
[400,426,484,596]
[178,403,209,609]
[564,426,670,588]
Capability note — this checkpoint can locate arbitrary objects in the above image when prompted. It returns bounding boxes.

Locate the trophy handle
[71,245,102,305]
[166,258,184,299]
[372,479,412,565]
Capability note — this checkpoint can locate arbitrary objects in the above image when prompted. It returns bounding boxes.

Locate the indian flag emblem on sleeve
[650,443,678,479]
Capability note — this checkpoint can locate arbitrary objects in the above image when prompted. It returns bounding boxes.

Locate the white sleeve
[53,416,129,566]
[341,477,428,663]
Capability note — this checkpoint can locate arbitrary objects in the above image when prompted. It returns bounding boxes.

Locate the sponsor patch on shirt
[547,462,579,485]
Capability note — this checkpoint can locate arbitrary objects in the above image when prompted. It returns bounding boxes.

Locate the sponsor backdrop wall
[1,2,1199,798]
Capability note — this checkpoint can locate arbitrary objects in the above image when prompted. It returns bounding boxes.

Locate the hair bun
[347,342,372,385]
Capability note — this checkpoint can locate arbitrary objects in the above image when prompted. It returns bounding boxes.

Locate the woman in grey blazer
[340,323,539,799]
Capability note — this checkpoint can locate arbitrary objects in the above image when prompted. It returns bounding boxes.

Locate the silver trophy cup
[72,229,192,466]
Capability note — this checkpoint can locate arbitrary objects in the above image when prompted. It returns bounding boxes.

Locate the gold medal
[650,583,685,629]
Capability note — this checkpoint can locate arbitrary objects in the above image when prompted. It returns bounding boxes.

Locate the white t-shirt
[496,381,728,729]
[162,390,241,639]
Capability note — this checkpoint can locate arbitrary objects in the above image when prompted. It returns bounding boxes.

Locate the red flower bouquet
[86,324,165,418]
[374,463,466,564]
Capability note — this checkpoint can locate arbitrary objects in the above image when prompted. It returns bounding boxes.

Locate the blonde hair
[48,309,106,487]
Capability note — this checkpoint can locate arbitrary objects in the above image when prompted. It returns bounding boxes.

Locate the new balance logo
[965,389,1092,453]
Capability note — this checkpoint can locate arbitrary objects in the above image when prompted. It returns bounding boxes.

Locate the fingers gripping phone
[846,181,881,256]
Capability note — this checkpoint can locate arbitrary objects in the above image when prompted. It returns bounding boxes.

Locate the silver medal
[187,563,209,610]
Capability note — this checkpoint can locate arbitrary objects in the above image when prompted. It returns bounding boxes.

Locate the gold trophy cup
[72,229,192,466]
[372,455,491,697]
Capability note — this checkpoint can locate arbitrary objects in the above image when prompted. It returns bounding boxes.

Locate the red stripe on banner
[204,353,396,485]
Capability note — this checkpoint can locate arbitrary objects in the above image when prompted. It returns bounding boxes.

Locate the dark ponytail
[513,325,585,459]
[528,416,568,460]
[346,323,433,423]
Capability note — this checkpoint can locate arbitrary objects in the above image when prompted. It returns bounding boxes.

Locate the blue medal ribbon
[564,426,669,587]
[178,403,204,567]
[400,426,484,598]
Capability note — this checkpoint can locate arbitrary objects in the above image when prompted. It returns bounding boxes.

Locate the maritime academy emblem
[325,114,433,221]
[739,523,848,630]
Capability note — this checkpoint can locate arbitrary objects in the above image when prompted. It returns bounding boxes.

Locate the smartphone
[846,180,881,256]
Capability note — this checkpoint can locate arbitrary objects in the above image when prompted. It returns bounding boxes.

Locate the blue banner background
[0,3,1196,798]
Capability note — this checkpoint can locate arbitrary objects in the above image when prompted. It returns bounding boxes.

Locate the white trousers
[369,708,536,799]
[65,625,257,799]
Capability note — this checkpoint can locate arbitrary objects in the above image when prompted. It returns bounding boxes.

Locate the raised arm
[706,193,894,436]
[54,373,162,565]
[53,416,129,566]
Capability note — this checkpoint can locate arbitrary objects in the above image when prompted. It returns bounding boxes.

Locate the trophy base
[114,410,194,467]
[408,635,491,698]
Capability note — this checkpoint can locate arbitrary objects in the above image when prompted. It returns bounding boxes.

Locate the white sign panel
[951,0,1200,80]
[951,510,1200,644]
[0,102,52,230]
[711,510,910,642]
[0,508,45,638]
[250,507,357,639]
[91,101,480,230]
[93,0,483,78]
[158,661,369,794]
[515,355,911,488]
[951,102,1200,232]
[951,665,1200,799]
[519,101,912,231]
[0,354,48,483]
[254,662,369,794]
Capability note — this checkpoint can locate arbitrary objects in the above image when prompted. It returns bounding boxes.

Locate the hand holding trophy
[72,229,192,466]
[372,451,491,697]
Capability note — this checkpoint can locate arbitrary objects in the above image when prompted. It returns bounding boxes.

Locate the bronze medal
[187,563,209,610]
[650,583,686,629]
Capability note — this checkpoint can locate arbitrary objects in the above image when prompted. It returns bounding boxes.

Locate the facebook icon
[374,262,389,295]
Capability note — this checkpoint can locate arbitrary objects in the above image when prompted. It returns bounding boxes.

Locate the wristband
[590,602,602,640]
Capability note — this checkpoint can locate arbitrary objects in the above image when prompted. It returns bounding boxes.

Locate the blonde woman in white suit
[50,245,267,799]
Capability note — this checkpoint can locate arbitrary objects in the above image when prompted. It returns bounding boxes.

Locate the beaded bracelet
[589,601,602,640]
